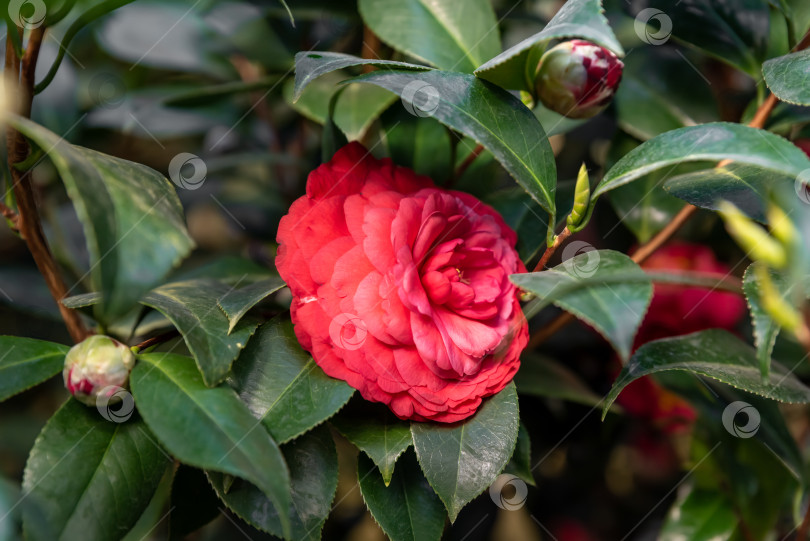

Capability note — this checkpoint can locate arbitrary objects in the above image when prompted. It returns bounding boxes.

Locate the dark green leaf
[331,413,412,485]
[0,337,68,402]
[646,0,768,77]
[61,293,102,310]
[763,49,810,106]
[141,280,259,387]
[218,277,286,334]
[603,330,810,419]
[510,250,653,361]
[22,400,169,541]
[168,467,222,541]
[411,383,519,522]
[594,123,810,201]
[515,353,602,408]
[130,353,292,538]
[348,70,557,219]
[4,115,194,323]
[382,109,453,182]
[230,319,355,444]
[614,50,718,141]
[659,484,737,541]
[293,51,430,101]
[285,74,398,140]
[170,256,277,285]
[358,0,500,73]
[209,426,338,541]
[606,134,687,243]
[503,422,535,487]
[663,162,794,222]
[475,0,624,91]
[359,451,446,541]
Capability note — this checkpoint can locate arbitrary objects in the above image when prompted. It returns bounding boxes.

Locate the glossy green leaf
[293,51,430,101]
[663,162,795,222]
[515,353,602,408]
[230,319,355,444]
[61,293,102,310]
[475,0,623,91]
[411,382,519,522]
[285,74,399,141]
[141,279,259,387]
[358,0,499,74]
[646,0,768,77]
[659,484,737,541]
[606,134,688,243]
[763,49,810,106]
[349,70,557,219]
[0,337,68,402]
[168,466,221,541]
[332,413,412,485]
[359,451,446,541]
[594,123,810,200]
[4,115,194,323]
[218,277,286,334]
[171,256,277,285]
[22,400,169,541]
[511,250,653,361]
[130,353,292,538]
[209,426,338,541]
[503,422,535,487]
[603,330,810,419]
[742,265,801,379]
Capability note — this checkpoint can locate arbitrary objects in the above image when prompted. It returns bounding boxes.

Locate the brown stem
[629,205,698,265]
[454,143,484,180]
[361,25,382,72]
[132,329,180,353]
[532,227,571,272]
[5,29,90,343]
[0,201,19,231]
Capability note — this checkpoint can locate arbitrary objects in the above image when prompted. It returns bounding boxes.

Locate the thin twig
[132,329,181,353]
[453,143,484,181]
[5,29,90,343]
[532,227,571,272]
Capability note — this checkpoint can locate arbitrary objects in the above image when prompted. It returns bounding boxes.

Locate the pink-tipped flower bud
[534,39,623,119]
[63,335,136,406]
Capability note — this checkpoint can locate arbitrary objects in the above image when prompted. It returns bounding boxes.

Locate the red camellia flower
[276,143,528,422]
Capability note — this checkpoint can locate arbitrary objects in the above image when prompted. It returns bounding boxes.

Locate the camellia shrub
[1,0,810,540]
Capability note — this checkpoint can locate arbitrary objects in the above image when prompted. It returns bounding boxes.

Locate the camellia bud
[567,163,591,231]
[534,39,623,119]
[63,335,136,406]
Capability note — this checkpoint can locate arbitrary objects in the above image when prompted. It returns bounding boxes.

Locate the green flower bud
[718,201,787,269]
[567,163,591,230]
[63,335,136,406]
